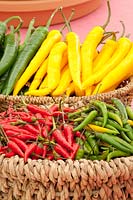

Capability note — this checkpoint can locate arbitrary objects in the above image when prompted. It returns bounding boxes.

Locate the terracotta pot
[0,0,101,27]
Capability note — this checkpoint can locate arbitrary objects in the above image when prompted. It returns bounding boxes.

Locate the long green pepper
[112,98,128,123]
[0,26,18,76]
[91,100,108,127]
[73,110,98,131]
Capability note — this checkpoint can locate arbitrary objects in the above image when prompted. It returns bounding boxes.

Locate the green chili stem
[102,0,111,29]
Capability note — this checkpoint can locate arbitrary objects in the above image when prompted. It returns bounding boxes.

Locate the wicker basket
[0,80,133,200]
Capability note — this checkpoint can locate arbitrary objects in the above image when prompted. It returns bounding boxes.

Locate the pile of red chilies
[0,103,82,162]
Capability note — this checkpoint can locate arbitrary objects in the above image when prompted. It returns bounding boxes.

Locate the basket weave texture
[0,80,133,200]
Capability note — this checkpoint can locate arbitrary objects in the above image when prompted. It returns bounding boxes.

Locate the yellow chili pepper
[29,58,48,91]
[39,50,68,90]
[66,32,82,90]
[47,41,67,91]
[93,39,117,73]
[39,75,48,89]
[13,30,62,96]
[74,84,85,96]
[86,124,118,134]
[82,37,132,90]
[128,119,133,126]
[51,64,72,96]
[81,26,104,95]
[25,88,51,96]
[81,26,104,81]
[66,82,75,97]
[93,42,133,94]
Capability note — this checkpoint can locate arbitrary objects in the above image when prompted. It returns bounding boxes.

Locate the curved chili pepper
[8,141,24,158]
[63,124,74,146]
[107,150,130,162]
[10,137,27,152]
[5,151,15,158]
[52,129,74,152]
[70,143,79,160]
[0,16,23,45]
[0,26,18,76]
[54,144,70,159]
[24,143,36,162]
[73,110,98,131]
[91,100,108,127]
[27,104,51,116]
[126,105,133,120]
[23,124,40,135]
[112,98,128,123]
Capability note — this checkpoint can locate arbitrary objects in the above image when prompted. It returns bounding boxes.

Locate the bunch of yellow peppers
[13,24,133,97]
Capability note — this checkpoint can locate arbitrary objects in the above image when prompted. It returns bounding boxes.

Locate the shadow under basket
[0,78,133,199]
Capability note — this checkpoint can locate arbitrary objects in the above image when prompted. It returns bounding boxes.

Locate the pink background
[21,0,133,42]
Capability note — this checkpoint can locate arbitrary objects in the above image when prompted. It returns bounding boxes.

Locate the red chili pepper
[47,155,54,160]
[21,116,36,123]
[10,138,27,152]
[52,111,68,120]
[23,124,40,135]
[45,116,53,127]
[27,104,51,116]
[5,151,15,158]
[49,104,59,113]
[42,145,47,158]
[41,126,48,138]
[3,124,22,132]
[35,113,45,124]
[3,125,35,136]
[8,141,24,158]
[63,124,74,146]
[52,129,74,152]
[5,130,19,137]
[24,143,36,162]
[15,133,37,141]
[35,144,43,157]
[54,144,70,159]
[70,143,79,160]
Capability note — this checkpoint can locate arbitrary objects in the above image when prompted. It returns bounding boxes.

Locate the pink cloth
[21,0,133,42]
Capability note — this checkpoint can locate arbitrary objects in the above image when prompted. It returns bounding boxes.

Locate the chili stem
[102,0,111,29]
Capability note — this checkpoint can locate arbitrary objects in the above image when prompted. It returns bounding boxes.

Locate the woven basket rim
[0,76,133,105]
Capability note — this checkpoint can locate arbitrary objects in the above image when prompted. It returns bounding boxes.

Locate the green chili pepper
[4,8,59,95]
[95,132,133,154]
[0,26,18,76]
[126,105,133,120]
[112,98,128,124]
[120,131,131,143]
[73,110,98,131]
[68,106,92,118]
[108,111,123,127]
[123,123,133,140]
[106,150,130,162]
[83,141,93,155]
[85,131,99,155]
[106,103,117,111]
[0,16,23,45]
[75,149,84,160]
[0,69,10,93]
[4,27,48,95]
[88,149,109,161]
[91,100,108,127]
[107,118,128,132]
